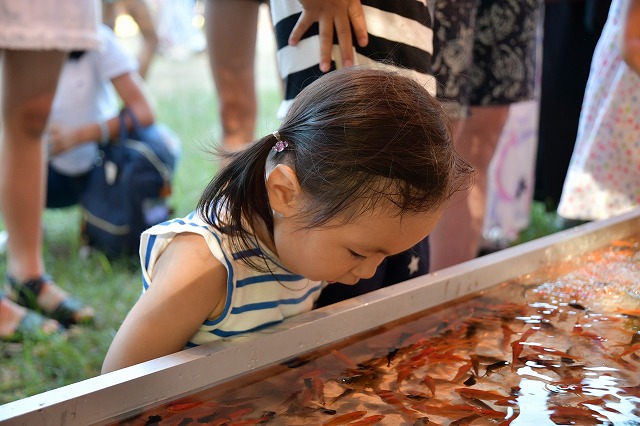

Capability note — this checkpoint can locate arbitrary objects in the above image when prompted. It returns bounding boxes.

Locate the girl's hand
[47,123,80,155]
[290,0,368,73]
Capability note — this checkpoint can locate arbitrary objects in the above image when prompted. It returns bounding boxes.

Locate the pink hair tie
[271,131,289,153]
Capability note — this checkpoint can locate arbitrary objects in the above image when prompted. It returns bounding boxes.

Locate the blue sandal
[6,274,94,328]
[0,294,64,342]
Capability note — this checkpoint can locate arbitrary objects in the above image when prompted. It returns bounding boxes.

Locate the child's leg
[1,49,94,326]
[122,0,159,79]
[430,0,542,270]
[205,0,261,152]
[430,106,509,269]
[0,49,64,281]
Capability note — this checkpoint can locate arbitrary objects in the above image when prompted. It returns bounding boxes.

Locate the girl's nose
[351,255,385,280]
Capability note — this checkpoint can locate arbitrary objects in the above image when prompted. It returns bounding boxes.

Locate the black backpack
[80,108,177,258]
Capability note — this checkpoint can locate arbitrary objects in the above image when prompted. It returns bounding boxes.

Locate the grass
[0,35,563,406]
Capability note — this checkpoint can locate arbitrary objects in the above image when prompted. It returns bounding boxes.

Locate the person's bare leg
[205,0,260,152]
[0,297,60,338]
[123,0,159,79]
[0,50,64,281]
[0,50,92,321]
[102,1,118,29]
[430,105,509,271]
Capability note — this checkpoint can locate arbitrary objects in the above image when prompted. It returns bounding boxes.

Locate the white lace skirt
[0,0,101,50]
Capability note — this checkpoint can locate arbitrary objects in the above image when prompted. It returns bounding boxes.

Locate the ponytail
[197,133,280,268]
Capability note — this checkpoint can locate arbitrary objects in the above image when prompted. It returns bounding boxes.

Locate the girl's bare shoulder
[152,232,228,301]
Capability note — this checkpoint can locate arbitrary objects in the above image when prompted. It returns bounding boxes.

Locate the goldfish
[451,362,472,382]
[422,374,436,396]
[511,327,539,368]
[527,344,582,360]
[322,410,367,425]
[331,350,359,370]
[376,389,420,418]
[412,403,505,419]
[455,388,509,401]
[347,414,386,425]
[549,405,605,425]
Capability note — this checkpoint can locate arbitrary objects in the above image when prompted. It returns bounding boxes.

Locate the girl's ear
[266,164,303,217]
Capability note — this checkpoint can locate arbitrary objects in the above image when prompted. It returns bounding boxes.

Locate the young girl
[102,67,473,373]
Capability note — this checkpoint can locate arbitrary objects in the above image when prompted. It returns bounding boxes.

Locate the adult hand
[289,0,368,72]
[47,123,80,155]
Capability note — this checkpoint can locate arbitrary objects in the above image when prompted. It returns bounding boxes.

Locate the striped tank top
[139,210,323,347]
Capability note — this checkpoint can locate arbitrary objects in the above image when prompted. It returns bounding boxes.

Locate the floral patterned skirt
[432,0,543,118]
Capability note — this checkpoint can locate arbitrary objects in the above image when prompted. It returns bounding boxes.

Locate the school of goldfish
[117,239,640,425]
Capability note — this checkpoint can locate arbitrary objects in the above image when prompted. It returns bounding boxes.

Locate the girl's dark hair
[198,67,473,269]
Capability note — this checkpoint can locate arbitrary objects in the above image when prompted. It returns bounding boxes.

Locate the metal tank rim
[1,208,639,425]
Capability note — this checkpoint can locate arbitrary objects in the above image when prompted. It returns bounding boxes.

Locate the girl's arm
[622,0,640,74]
[48,72,154,155]
[101,233,229,373]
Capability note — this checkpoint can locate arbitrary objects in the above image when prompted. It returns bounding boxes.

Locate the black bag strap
[116,107,175,183]
[119,107,144,140]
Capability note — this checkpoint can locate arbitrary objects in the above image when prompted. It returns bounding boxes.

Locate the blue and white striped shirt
[139,210,323,347]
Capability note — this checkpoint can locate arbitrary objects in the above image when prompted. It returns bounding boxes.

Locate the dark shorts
[432,0,543,117]
[46,165,90,209]
[315,237,430,308]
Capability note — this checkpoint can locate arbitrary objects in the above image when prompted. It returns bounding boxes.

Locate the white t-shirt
[48,24,137,176]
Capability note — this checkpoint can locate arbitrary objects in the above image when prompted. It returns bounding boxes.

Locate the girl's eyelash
[349,250,367,260]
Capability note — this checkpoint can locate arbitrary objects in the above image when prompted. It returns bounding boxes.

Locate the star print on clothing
[408,255,420,275]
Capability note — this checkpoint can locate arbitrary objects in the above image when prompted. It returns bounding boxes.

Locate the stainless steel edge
[1,208,638,425]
